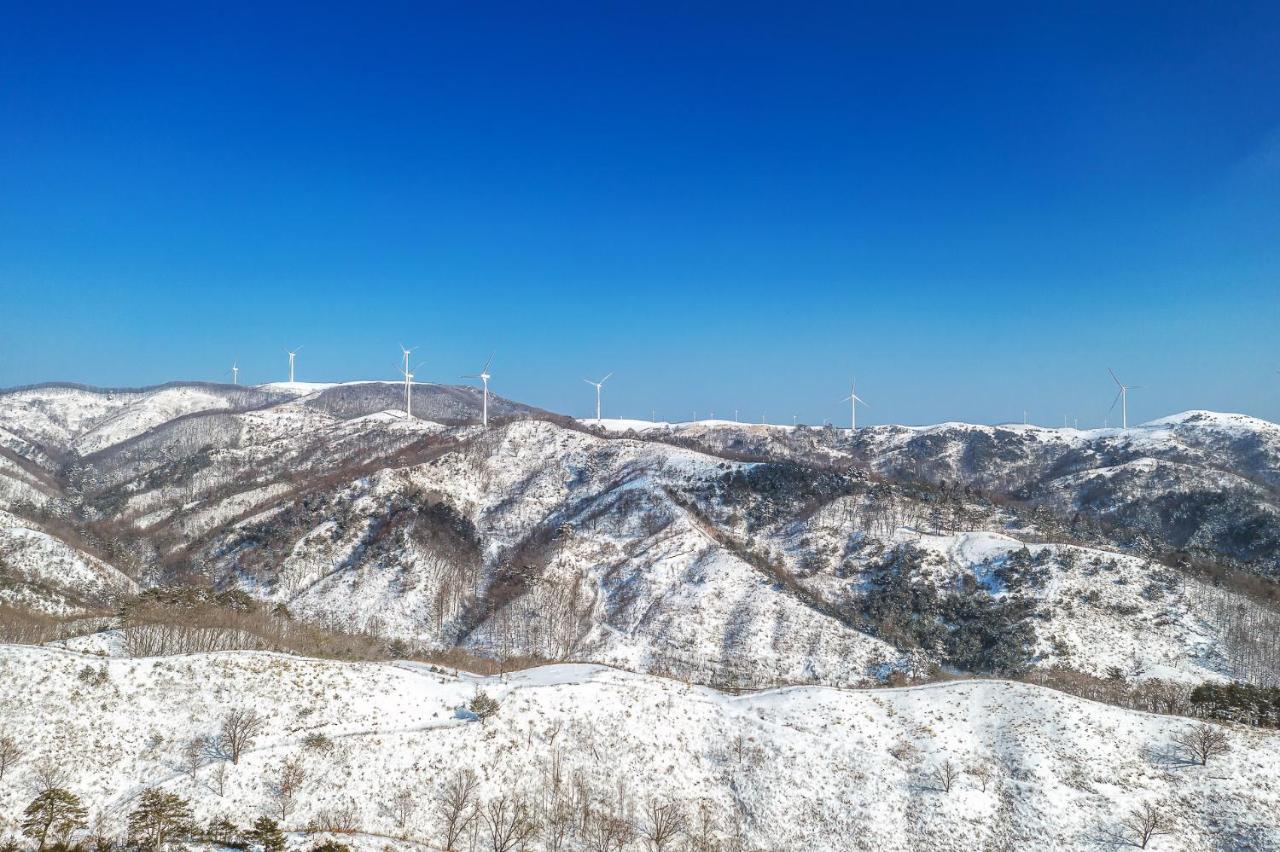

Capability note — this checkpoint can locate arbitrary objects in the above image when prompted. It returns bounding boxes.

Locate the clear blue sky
[2,2,1279,426]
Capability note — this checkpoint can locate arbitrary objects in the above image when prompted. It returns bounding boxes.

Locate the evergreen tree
[127,789,193,851]
[21,788,87,851]
[248,817,285,852]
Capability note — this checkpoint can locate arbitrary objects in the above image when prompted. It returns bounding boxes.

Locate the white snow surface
[0,645,1275,851]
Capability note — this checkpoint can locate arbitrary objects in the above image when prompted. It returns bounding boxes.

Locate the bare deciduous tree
[1172,723,1229,766]
[0,733,21,781]
[217,708,264,765]
[482,794,538,852]
[31,757,68,795]
[931,758,959,793]
[269,755,306,821]
[966,760,995,792]
[1115,800,1172,849]
[389,786,417,831]
[641,797,687,851]
[436,768,479,851]
[179,737,205,781]
[585,808,634,852]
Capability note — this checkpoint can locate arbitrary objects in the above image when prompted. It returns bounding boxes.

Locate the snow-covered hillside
[1,383,1278,691]
[0,645,1274,851]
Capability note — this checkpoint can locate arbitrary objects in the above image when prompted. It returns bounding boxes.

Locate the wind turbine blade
[483,352,494,373]
[1108,367,1122,388]
[1108,389,1123,414]
[583,378,595,386]
[1129,385,1143,390]
[600,372,613,384]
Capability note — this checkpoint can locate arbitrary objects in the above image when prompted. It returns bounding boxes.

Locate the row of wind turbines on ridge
[228,350,1142,431]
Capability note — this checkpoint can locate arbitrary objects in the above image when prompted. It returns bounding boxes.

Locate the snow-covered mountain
[1,645,1275,851]
[1,382,1278,691]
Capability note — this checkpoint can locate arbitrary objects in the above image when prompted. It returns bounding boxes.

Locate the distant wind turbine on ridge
[462,354,494,427]
[230,361,239,386]
[286,346,303,384]
[584,373,612,423]
[397,345,424,418]
[1108,368,1141,430]
[839,380,869,431]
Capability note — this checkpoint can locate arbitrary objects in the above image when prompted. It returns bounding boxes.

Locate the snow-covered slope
[0,646,1274,851]
[1,384,1278,692]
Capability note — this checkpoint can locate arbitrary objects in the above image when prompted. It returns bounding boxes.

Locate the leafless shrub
[966,760,996,792]
[309,799,361,833]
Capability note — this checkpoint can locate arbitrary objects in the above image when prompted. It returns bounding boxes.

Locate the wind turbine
[398,344,419,417]
[462,354,494,427]
[839,380,869,431]
[1108,368,1141,430]
[583,373,612,423]
[286,346,303,384]
[395,353,426,418]
[230,361,239,386]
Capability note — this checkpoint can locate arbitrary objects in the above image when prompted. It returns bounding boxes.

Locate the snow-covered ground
[0,645,1275,851]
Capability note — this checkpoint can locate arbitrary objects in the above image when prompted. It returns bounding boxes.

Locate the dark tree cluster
[858,546,1037,676]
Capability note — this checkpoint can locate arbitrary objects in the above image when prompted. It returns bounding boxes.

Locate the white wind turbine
[398,344,417,415]
[584,373,613,423]
[286,346,303,383]
[396,352,426,418]
[462,354,494,427]
[839,380,869,431]
[1108,368,1141,430]
[231,361,239,386]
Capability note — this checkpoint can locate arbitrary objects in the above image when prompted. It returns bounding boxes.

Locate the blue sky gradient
[2,2,1279,425]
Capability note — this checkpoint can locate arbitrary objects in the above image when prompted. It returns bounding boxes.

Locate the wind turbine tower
[840,380,868,431]
[1108,368,1141,430]
[286,346,303,384]
[586,373,614,422]
[231,361,239,386]
[398,345,419,417]
[463,354,494,427]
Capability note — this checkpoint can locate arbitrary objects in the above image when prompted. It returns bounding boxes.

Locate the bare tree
[269,755,306,821]
[389,786,417,831]
[436,768,479,851]
[482,794,538,852]
[30,757,68,795]
[585,808,634,852]
[217,708,264,765]
[0,733,21,781]
[966,760,995,792]
[209,761,229,797]
[1115,800,1172,849]
[931,758,960,793]
[179,737,205,781]
[641,797,687,851]
[1172,723,1229,766]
